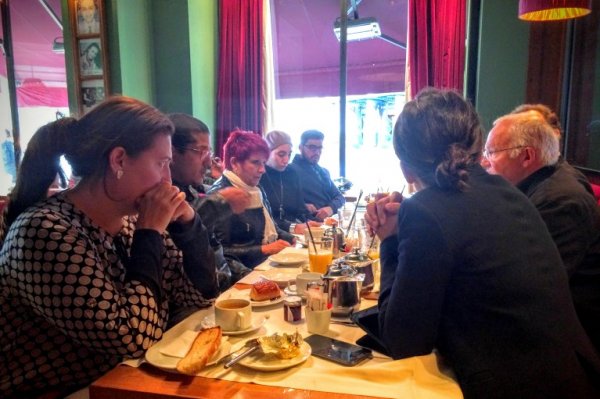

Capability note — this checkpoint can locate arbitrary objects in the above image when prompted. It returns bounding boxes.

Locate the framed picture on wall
[70,0,109,115]
[76,0,101,35]
[81,79,105,113]
[78,38,103,76]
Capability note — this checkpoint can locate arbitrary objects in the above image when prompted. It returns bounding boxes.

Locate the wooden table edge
[90,364,384,399]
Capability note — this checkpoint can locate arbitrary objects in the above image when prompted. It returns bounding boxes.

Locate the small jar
[283,296,303,322]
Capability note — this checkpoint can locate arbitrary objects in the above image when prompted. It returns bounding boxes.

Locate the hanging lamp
[519,0,592,21]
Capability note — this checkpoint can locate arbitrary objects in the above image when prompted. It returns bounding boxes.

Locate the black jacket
[379,165,600,399]
[517,159,600,352]
[207,175,294,268]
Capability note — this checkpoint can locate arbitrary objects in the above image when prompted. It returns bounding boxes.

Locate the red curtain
[216,0,264,156]
[407,0,467,98]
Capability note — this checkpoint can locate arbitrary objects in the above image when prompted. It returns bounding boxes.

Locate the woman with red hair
[208,130,294,268]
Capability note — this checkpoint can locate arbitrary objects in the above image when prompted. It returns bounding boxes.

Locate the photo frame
[70,0,110,115]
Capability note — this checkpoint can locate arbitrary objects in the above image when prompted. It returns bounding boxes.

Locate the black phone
[304,334,373,366]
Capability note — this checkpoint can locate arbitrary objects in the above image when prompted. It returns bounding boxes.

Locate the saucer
[201,314,267,336]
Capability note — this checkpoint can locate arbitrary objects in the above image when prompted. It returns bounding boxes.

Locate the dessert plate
[268,252,307,266]
[237,341,311,371]
[201,314,267,335]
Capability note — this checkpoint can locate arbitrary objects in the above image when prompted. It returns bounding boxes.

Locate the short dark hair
[394,88,483,192]
[168,113,209,150]
[300,129,324,145]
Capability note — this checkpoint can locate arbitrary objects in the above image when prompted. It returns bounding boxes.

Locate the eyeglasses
[175,146,212,157]
[483,146,525,159]
[304,144,323,152]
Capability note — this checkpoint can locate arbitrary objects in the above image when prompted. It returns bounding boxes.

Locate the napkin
[158,330,199,358]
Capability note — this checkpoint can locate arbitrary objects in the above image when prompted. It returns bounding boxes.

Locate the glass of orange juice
[308,237,333,274]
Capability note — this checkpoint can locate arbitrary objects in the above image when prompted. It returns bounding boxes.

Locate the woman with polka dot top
[0,96,219,397]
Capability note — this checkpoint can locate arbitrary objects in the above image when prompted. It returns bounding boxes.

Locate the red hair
[223,129,269,170]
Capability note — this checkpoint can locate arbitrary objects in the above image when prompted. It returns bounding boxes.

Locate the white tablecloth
[124,247,463,399]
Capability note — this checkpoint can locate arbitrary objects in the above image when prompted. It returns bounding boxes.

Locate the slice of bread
[176,326,222,375]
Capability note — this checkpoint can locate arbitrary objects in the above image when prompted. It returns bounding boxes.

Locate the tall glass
[308,237,333,274]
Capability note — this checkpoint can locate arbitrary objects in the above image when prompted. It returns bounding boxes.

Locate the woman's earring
[116,170,123,180]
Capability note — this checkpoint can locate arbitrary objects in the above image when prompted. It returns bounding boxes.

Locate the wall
[104,0,217,128]
[474,0,529,134]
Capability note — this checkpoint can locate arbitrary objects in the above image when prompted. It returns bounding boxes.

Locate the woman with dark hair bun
[0,96,218,397]
[366,88,600,398]
[207,130,294,268]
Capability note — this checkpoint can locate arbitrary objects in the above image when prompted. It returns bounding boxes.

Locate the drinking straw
[345,189,363,238]
[303,216,319,254]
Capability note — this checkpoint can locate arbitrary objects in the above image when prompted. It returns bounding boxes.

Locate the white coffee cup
[305,307,332,334]
[288,272,322,296]
[214,298,252,331]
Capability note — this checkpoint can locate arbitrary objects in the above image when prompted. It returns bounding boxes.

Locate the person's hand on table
[315,206,333,221]
[293,220,322,234]
[365,191,404,240]
[218,187,251,214]
[262,239,291,255]
[305,203,318,214]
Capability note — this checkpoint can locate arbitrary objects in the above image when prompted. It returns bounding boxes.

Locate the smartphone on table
[304,334,373,366]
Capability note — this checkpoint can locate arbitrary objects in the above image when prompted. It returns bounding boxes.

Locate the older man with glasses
[483,111,600,352]
[290,129,345,221]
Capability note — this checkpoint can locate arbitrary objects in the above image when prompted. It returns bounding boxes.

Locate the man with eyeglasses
[483,111,600,352]
[169,113,252,290]
[290,129,345,221]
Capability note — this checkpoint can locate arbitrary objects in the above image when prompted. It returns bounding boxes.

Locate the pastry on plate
[250,280,281,301]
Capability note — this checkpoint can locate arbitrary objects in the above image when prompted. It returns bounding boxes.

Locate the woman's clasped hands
[364,191,404,240]
[136,182,195,232]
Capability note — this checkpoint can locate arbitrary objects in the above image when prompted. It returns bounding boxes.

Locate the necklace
[265,169,284,220]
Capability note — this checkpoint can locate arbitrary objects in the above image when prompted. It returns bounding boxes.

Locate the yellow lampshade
[519,0,592,21]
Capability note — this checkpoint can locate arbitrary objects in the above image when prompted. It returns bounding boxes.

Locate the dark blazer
[379,165,600,399]
[207,175,294,268]
[517,159,600,352]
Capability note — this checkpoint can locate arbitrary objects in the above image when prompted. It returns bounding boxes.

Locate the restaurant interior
[1,1,600,398]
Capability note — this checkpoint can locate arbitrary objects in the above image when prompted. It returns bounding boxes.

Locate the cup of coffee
[214,298,252,331]
[288,272,322,296]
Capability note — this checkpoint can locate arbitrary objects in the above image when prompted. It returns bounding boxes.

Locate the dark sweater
[259,164,310,231]
[289,155,345,215]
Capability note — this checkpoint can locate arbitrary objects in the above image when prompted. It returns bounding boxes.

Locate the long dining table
[89,247,462,399]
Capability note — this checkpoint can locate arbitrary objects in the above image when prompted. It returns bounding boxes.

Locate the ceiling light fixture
[518,0,592,21]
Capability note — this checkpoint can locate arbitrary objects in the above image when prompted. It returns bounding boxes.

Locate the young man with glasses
[483,111,600,352]
[290,129,345,221]
[169,113,252,290]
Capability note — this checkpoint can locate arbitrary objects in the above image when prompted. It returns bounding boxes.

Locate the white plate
[145,337,231,373]
[268,252,307,266]
[201,314,268,336]
[250,296,285,308]
[259,269,297,288]
[237,341,311,371]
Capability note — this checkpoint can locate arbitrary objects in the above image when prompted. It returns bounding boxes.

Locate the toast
[176,326,222,375]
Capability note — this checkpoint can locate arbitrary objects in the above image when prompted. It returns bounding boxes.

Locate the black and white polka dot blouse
[0,193,216,397]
